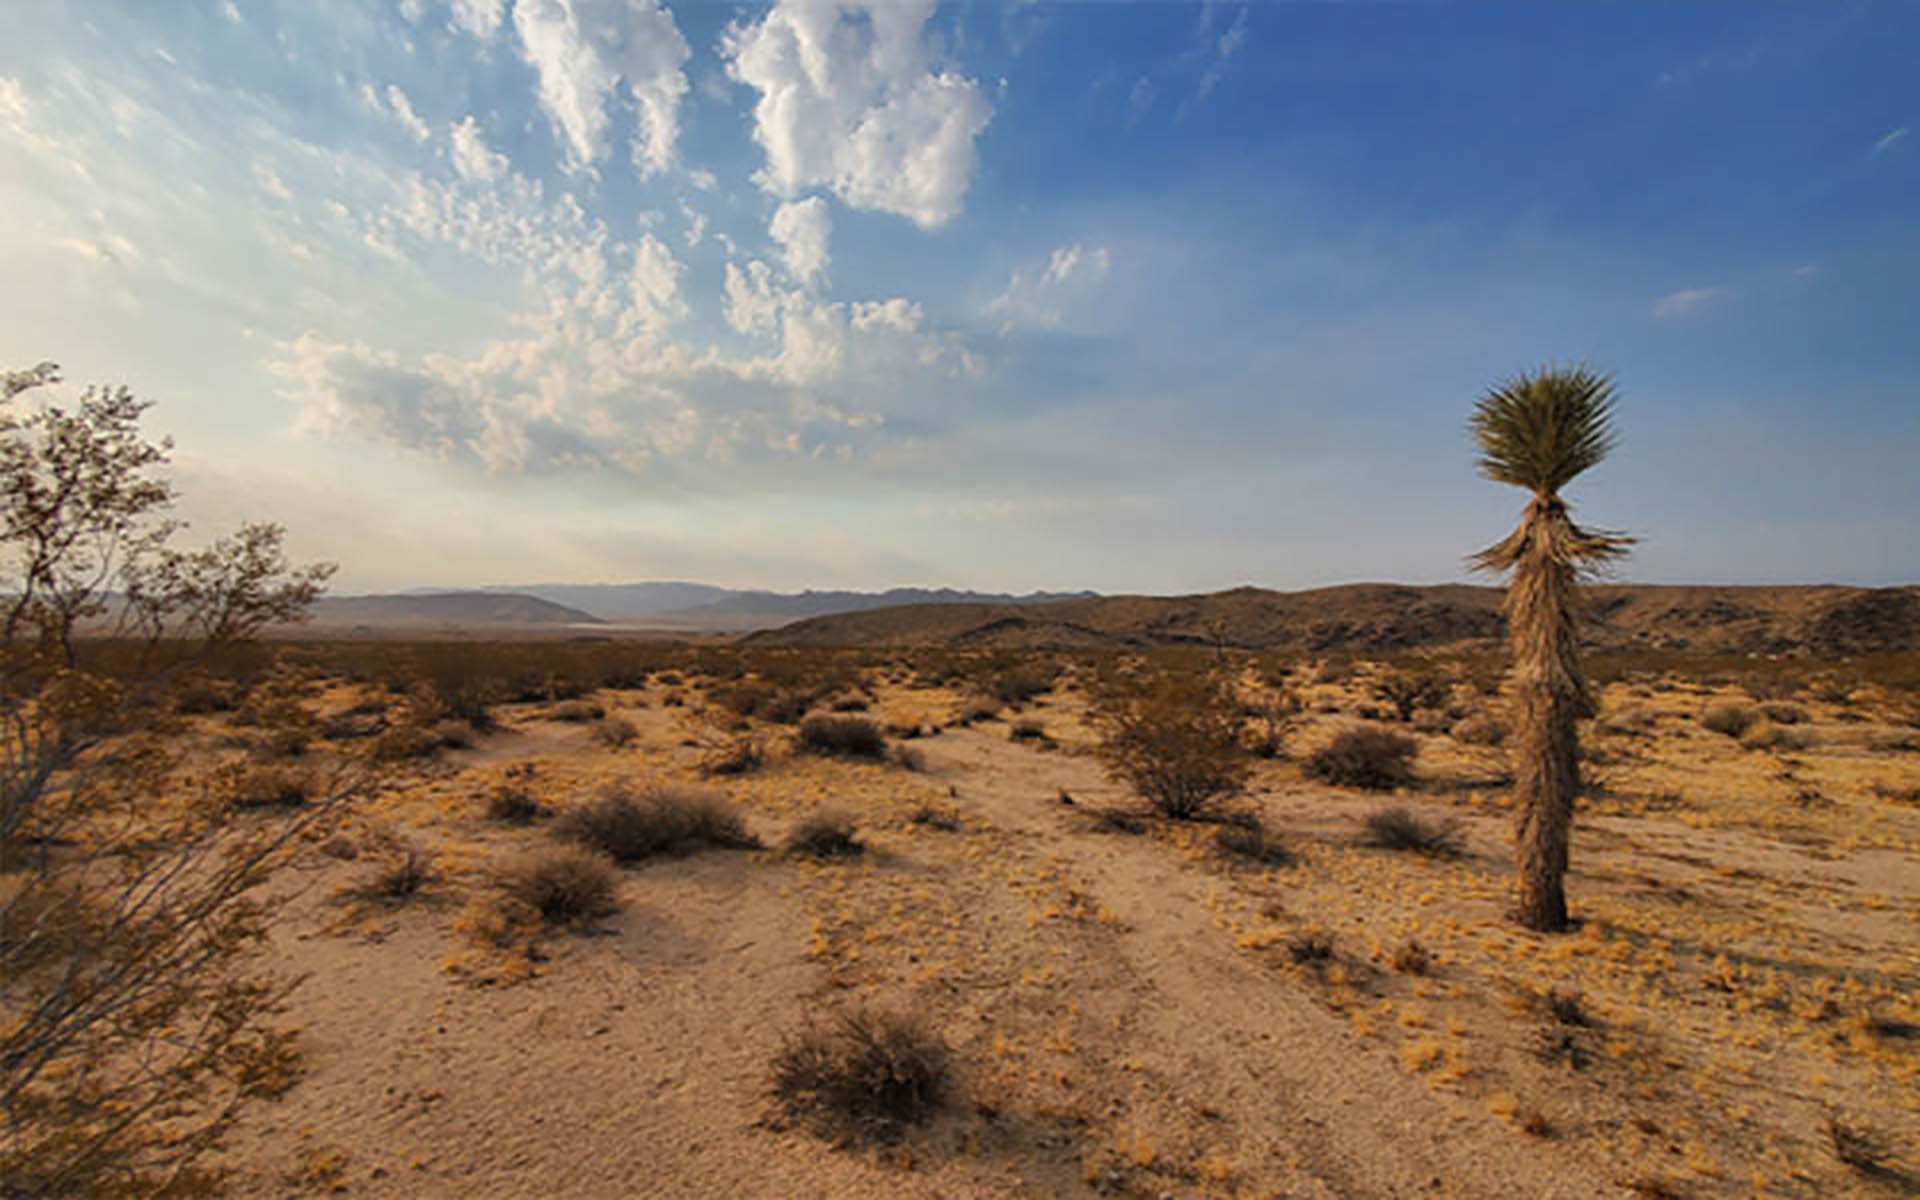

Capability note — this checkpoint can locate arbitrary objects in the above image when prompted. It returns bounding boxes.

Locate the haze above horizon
[3,1,1914,594]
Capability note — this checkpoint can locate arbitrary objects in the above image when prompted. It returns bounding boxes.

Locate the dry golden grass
[81,647,1916,1197]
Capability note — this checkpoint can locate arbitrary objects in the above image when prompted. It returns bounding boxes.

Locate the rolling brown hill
[744,582,1920,657]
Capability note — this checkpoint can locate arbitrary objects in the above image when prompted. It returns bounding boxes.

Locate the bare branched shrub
[0,380,339,1187]
[1306,728,1417,790]
[1089,670,1249,820]
[1359,806,1463,857]
[796,715,888,760]
[554,785,759,864]
[771,1009,952,1144]
[1,363,339,1194]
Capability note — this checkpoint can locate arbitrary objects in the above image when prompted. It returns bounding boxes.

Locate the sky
[1,1,1915,595]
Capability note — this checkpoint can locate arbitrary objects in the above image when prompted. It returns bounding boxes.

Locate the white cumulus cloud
[769,196,831,288]
[385,84,432,140]
[450,0,505,40]
[450,114,508,181]
[252,163,293,201]
[0,76,26,123]
[512,0,690,175]
[721,0,993,228]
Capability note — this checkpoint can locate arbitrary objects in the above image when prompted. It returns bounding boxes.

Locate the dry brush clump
[981,660,1059,707]
[907,805,962,832]
[226,763,315,809]
[1358,806,1464,857]
[1450,711,1508,746]
[367,720,449,762]
[1699,701,1759,738]
[771,1009,953,1145]
[1737,721,1818,752]
[795,715,888,760]
[1008,717,1056,748]
[494,846,621,928]
[349,841,435,903]
[785,811,865,859]
[681,704,769,776]
[554,785,760,865]
[589,714,638,748]
[1088,669,1249,820]
[484,763,549,824]
[712,680,811,725]
[545,697,606,723]
[1213,812,1294,867]
[1306,727,1417,790]
[1372,666,1451,723]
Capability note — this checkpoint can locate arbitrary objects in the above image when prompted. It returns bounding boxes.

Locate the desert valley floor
[183,657,1920,1199]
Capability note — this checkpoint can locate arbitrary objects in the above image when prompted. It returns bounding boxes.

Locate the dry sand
[207,667,1920,1198]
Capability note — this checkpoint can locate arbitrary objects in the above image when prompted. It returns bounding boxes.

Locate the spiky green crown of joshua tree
[1469,366,1636,575]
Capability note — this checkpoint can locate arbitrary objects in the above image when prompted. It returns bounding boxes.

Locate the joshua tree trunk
[1512,665,1581,929]
[1502,496,1588,932]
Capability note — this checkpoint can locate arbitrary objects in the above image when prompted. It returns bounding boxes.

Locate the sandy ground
[205,666,1920,1198]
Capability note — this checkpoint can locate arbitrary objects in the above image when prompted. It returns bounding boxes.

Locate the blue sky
[1,1,1914,593]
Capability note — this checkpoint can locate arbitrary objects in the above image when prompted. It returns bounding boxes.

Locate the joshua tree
[1470,366,1632,932]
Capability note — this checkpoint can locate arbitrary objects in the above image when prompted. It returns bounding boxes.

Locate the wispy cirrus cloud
[1652,285,1736,318]
[986,243,1112,333]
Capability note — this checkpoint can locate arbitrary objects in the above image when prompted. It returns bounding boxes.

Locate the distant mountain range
[309,592,603,628]
[745,583,1920,657]
[297,581,1920,656]
[320,583,1097,631]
